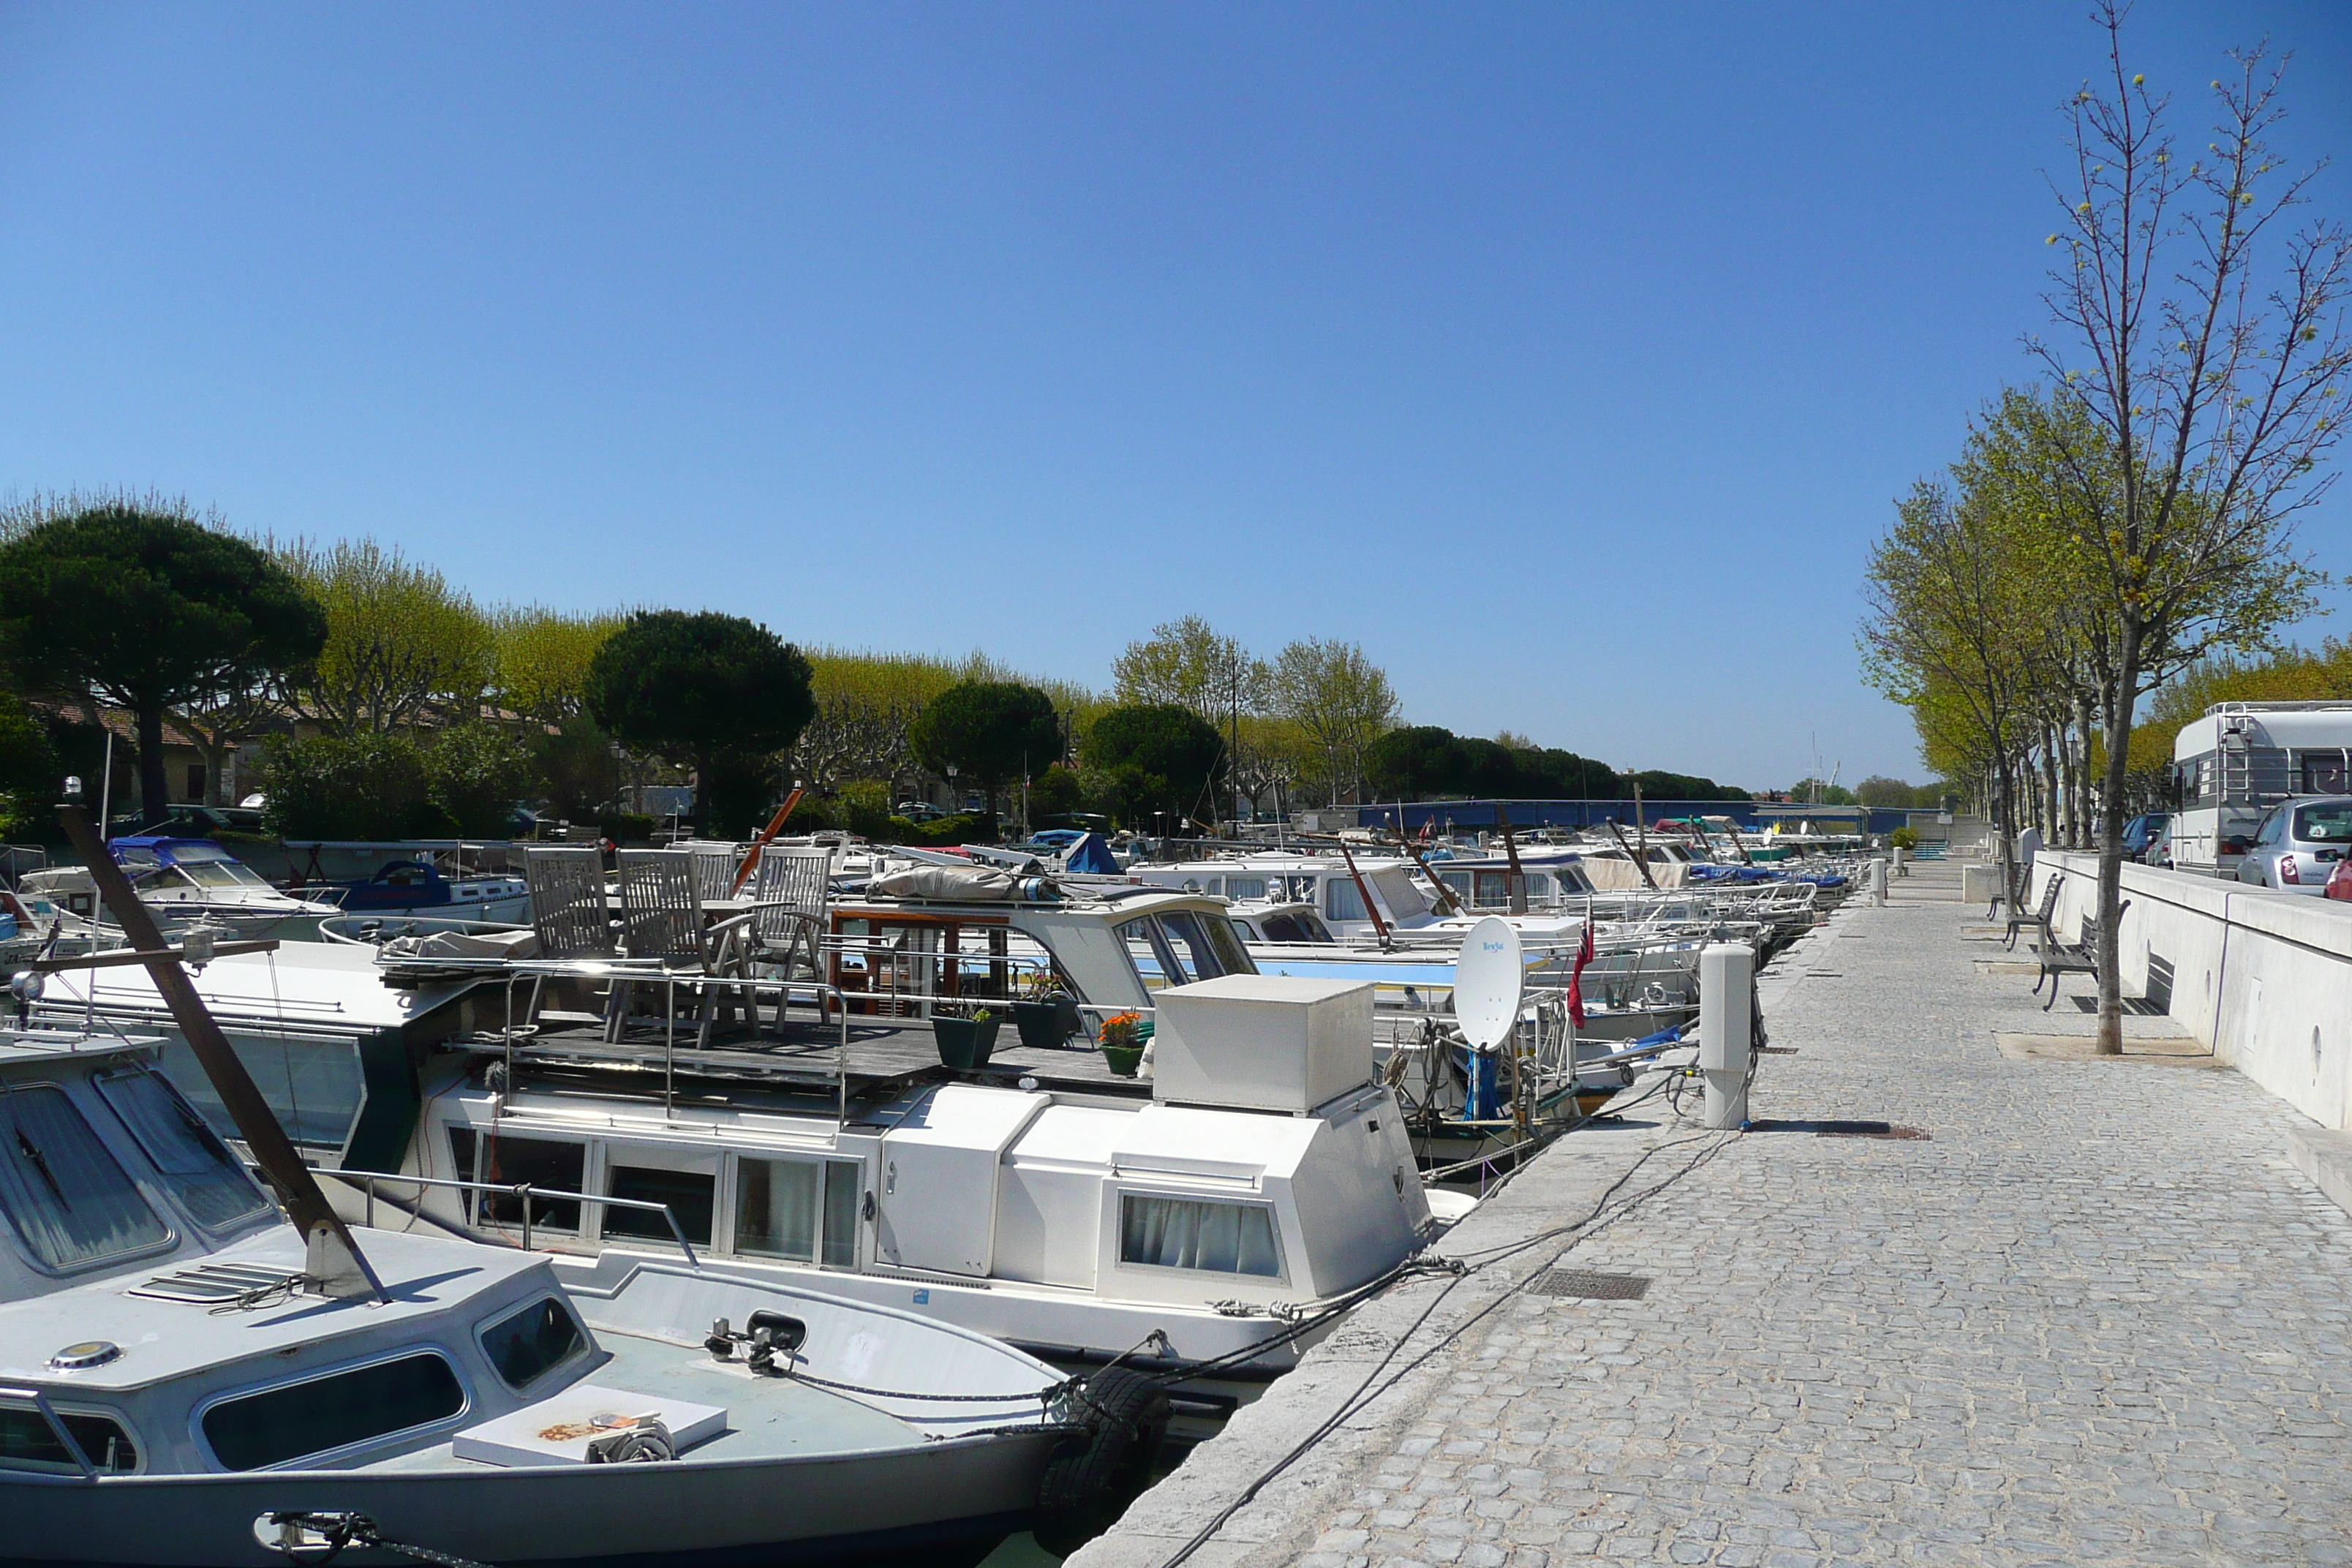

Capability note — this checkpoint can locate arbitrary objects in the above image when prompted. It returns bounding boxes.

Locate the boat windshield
[176,860,271,890]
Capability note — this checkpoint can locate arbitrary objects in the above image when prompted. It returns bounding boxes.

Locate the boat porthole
[50,1340,121,1371]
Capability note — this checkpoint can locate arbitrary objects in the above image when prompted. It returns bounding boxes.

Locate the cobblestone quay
[1071,860,2352,1568]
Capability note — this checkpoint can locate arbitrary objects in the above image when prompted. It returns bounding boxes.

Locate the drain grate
[1529,1270,1651,1300]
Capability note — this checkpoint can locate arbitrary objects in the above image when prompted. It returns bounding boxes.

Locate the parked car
[2328,855,2352,902]
[2234,796,2352,895]
[2122,813,2171,862]
[895,800,946,823]
[2146,815,2176,869]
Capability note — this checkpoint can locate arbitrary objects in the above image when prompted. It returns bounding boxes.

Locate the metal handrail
[0,1383,99,1480]
[329,1170,701,1270]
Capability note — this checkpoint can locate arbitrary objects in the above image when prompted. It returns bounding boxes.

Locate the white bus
[2171,701,2352,874]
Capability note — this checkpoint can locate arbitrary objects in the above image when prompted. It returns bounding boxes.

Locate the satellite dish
[1452,916,1525,1051]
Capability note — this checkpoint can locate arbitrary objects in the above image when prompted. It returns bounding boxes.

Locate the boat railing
[492,964,856,1127]
[328,1169,702,1270]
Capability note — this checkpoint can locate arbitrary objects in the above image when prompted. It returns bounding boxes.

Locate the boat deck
[491,1008,1154,1101]
[366,1330,924,1471]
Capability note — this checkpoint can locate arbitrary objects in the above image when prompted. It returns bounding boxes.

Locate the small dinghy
[0,812,1161,1567]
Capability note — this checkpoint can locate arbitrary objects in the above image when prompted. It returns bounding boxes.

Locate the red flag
[1565,919,1594,1030]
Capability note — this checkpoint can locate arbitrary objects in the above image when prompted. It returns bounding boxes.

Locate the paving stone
[1063,863,2352,1568]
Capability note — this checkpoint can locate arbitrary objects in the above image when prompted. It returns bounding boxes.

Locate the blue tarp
[1063,832,1119,875]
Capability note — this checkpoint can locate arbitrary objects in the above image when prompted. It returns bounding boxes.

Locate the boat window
[1473,870,1509,908]
[161,1036,365,1156]
[823,1159,861,1268]
[1200,878,1221,897]
[1369,868,1427,919]
[1324,878,1368,924]
[603,1164,715,1247]
[2293,802,2352,843]
[203,1352,467,1471]
[1115,916,1182,987]
[1439,871,1471,900]
[451,1129,584,1233]
[1259,912,1327,944]
[734,1157,821,1261]
[94,1066,271,1231]
[1119,1194,1281,1278]
[1156,911,1243,982]
[1526,872,1553,897]
[0,1406,139,1474]
[0,1084,173,1272]
[178,860,265,890]
[1225,876,1267,901]
[479,1297,587,1392]
[1203,914,1256,976]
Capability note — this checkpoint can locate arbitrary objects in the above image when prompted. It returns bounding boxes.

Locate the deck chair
[2032,898,2130,1010]
[2003,874,2062,951]
[750,846,832,972]
[521,846,617,1030]
[674,840,749,906]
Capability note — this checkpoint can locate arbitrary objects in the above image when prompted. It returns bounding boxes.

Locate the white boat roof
[40,942,473,1033]
[0,1226,553,1393]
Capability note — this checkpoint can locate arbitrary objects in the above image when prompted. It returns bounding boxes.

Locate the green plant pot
[1010,998,1079,1051]
[932,1014,1001,1071]
[1100,1041,1145,1078]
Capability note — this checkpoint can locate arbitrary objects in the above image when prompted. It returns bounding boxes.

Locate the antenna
[1452,916,1525,1052]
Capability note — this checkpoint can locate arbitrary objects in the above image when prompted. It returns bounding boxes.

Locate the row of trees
[1363,725,1747,804]
[1861,6,2349,1054]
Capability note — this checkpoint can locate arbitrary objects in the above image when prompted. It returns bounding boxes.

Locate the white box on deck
[453,1384,727,1467]
[1151,976,1373,1114]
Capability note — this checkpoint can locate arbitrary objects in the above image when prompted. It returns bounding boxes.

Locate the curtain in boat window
[1119,1193,1280,1276]
[95,1067,270,1231]
[1324,878,1368,923]
[0,1085,171,1271]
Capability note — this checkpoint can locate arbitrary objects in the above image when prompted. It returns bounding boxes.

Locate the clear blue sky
[4,1,2346,792]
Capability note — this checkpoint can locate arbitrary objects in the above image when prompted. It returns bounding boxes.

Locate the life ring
[1031,1367,1172,1556]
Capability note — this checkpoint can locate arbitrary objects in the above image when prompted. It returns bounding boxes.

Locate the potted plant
[932,1004,1000,1071]
[1009,986,1082,1051]
[1097,1011,1147,1077]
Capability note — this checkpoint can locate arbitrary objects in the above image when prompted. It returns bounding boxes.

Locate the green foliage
[1268,638,1398,805]
[260,731,438,840]
[1111,617,1267,723]
[835,779,893,838]
[274,537,492,734]
[261,725,532,840]
[1079,704,1224,826]
[1363,725,1735,802]
[0,501,325,818]
[883,812,982,846]
[701,753,783,838]
[1028,764,1084,823]
[584,610,815,832]
[909,682,1063,818]
[597,811,657,844]
[491,606,624,724]
[424,725,537,838]
[0,692,59,837]
[529,716,618,823]
[1890,826,1921,851]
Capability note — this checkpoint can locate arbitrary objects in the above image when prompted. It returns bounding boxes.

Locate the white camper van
[2171,701,2352,874]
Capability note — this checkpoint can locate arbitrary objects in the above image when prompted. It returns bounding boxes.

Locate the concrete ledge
[2286,1123,2352,1219]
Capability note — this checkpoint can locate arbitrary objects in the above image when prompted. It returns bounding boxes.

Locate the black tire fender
[1031,1367,1172,1556]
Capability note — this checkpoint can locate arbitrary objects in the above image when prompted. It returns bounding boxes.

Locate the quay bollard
[1699,943,1753,1130]
[1892,844,1907,878]
[1867,856,1889,907]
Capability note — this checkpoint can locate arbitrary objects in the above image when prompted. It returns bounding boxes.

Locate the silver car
[2236,795,2352,894]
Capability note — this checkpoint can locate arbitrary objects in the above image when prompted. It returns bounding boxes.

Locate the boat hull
[0,1431,1052,1568]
